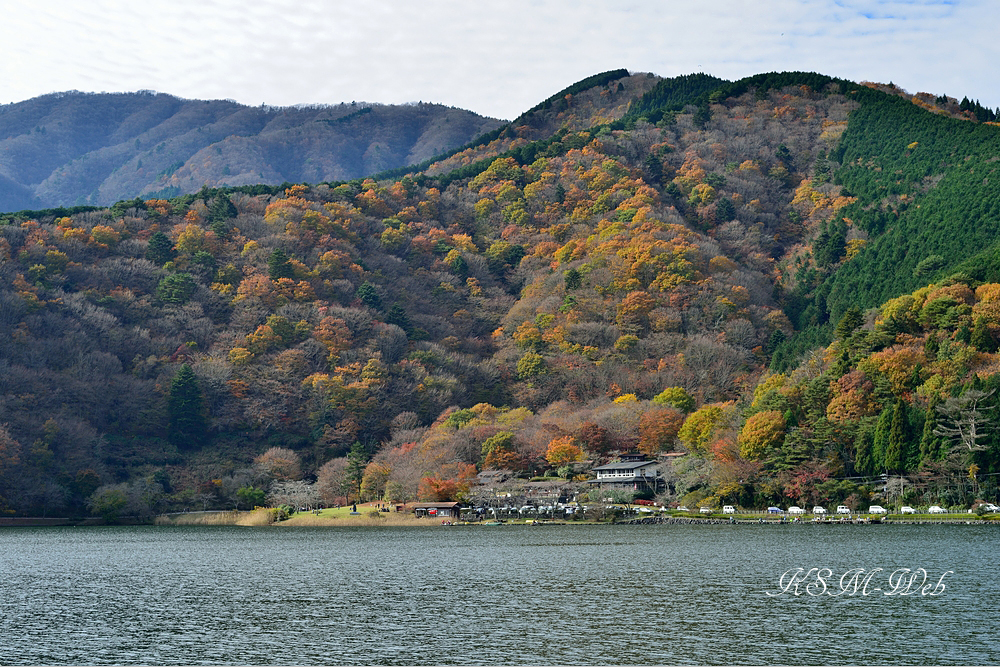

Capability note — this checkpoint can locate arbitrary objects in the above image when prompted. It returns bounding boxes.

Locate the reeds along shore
[154,509,431,527]
[155,509,275,526]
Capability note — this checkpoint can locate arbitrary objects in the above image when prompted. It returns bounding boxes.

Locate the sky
[0,0,996,121]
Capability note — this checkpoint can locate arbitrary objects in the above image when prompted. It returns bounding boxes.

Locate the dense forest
[2,69,1000,518]
[0,92,502,212]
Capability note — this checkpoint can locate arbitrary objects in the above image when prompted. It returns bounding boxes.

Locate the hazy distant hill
[0,91,503,212]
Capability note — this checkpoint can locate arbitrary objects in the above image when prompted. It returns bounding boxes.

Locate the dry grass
[156,506,453,527]
[280,511,428,527]
[236,508,279,526]
[155,509,278,526]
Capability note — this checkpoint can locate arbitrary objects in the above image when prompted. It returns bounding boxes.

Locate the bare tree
[268,480,320,510]
[933,389,995,451]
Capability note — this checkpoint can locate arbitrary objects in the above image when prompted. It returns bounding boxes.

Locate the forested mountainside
[2,70,1000,518]
[0,91,502,212]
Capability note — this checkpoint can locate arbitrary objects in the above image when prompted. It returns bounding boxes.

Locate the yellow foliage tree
[737,410,786,459]
[678,405,724,454]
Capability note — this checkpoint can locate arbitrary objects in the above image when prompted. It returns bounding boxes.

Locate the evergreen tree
[167,364,207,449]
[855,427,874,475]
[564,268,582,291]
[356,282,382,311]
[884,399,907,472]
[924,335,939,362]
[766,329,786,356]
[803,375,831,421]
[715,196,736,222]
[643,153,663,184]
[693,104,711,129]
[156,273,197,305]
[211,218,229,240]
[971,316,997,352]
[835,307,863,340]
[919,406,940,462]
[345,442,368,498]
[146,231,175,266]
[208,195,238,223]
[208,196,237,240]
[814,219,846,267]
[554,183,566,203]
[873,405,892,474]
[386,304,411,335]
[268,248,294,280]
[449,253,468,278]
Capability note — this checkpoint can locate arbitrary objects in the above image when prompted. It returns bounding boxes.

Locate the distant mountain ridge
[0,91,503,212]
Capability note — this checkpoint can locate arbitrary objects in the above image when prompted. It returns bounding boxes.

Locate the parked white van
[722,505,736,514]
[836,505,851,514]
[868,505,888,514]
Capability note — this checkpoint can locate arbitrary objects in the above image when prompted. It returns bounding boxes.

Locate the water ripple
[0,523,996,664]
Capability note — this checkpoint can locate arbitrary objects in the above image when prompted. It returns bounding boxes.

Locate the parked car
[965,503,1000,513]
[928,505,946,513]
[900,506,916,514]
[676,506,690,512]
[868,505,887,514]
[722,505,736,514]
[766,506,783,514]
[813,506,827,514]
[788,506,806,514]
[836,505,851,514]
[699,506,713,514]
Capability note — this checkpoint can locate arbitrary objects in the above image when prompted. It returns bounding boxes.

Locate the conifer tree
[835,307,863,340]
[356,282,382,311]
[167,364,208,449]
[854,427,874,476]
[345,442,368,499]
[208,196,237,239]
[146,231,175,266]
[268,248,294,280]
[884,399,907,472]
[971,316,997,352]
[386,304,411,335]
[872,406,892,474]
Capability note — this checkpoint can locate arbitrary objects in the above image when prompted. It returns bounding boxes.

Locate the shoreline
[4,511,997,528]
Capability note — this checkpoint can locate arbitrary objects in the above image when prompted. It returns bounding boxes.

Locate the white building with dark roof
[588,460,663,491]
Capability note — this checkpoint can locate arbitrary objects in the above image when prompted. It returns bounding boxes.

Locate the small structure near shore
[410,502,463,518]
[588,459,663,492]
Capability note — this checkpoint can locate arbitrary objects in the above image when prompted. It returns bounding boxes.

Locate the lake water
[0,522,996,665]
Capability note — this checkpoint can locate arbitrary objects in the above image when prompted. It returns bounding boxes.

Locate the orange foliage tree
[417,463,477,501]
[638,407,685,457]
[545,435,584,465]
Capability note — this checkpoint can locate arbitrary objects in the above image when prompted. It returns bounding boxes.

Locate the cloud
[0,0,996,119]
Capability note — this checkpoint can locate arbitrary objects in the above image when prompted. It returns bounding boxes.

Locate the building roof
[591,460,658,471]
[586,476,657,485]
[409,502,463,509]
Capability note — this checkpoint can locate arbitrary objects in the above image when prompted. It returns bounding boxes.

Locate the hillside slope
[2,70,1000,517]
